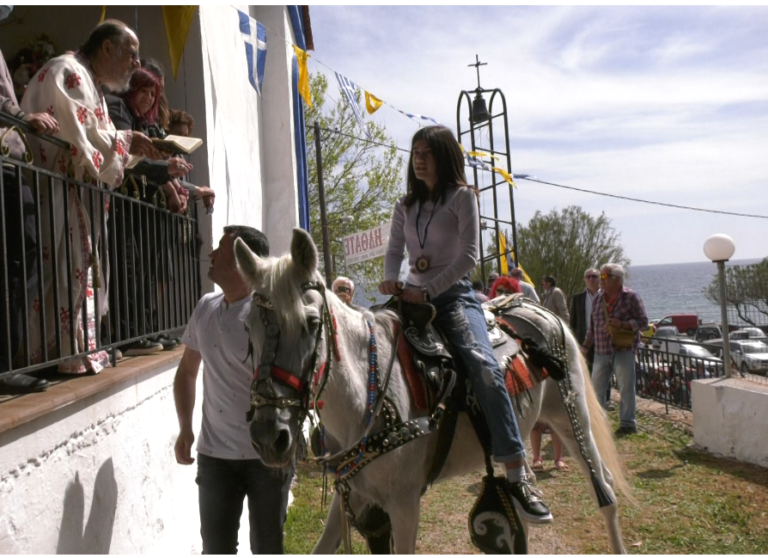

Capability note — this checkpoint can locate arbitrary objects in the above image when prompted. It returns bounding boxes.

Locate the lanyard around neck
[416,200,440,250]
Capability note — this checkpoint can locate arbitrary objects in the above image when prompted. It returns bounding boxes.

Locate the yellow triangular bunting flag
[492,167,516,188]
[365,91,383,114]
[162,6,198,80]
[293,45,312,108]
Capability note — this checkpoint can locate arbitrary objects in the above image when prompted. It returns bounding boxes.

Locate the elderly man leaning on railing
[15,19,165,376]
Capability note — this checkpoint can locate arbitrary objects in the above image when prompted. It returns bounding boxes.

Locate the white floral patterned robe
[20,53,133,374]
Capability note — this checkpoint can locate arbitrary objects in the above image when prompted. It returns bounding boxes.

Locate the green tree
[305,73,405,299]
[704,258,768,326]
[517,206,630,298]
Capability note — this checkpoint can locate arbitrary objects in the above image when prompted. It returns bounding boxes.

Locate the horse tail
[575,349,636,506]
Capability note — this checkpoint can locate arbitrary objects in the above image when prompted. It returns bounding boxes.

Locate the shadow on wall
[56,458,118,554]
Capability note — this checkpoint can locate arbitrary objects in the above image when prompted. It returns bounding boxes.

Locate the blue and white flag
[335,72,371,140]
[238,9,267,95]
[395,108,440,127]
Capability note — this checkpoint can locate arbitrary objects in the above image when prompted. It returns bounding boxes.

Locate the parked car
[656,314,699,336]
[671,344,722,377]
[730,340,768,375]
[729,327,768,341]
[651,326,682,350]
[695,323,722,343]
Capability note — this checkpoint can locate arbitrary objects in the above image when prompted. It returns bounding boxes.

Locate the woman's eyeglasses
[496,288,515,295]
[585,274,599,279]
[334,286,351,294]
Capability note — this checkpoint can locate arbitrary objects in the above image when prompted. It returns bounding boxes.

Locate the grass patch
[285,410,768,553]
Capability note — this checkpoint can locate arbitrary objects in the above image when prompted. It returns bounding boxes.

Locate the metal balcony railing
[1,112,200,379]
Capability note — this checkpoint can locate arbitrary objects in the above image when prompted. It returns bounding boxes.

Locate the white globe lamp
[703,234,736,377]
[703,234,736,263]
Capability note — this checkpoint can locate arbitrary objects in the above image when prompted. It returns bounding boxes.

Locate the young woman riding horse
[378,125,551,525]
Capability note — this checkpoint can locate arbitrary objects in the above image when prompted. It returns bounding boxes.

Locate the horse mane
[259,253,325,340]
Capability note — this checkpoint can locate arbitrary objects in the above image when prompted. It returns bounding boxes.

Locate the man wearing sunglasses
[332,276,355,306]
[581,264,648,436]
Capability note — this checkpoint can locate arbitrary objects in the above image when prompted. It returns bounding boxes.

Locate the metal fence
[1,118,200,379]
[634,336,726,412]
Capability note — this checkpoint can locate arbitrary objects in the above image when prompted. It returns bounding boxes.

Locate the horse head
[234,228,328,467]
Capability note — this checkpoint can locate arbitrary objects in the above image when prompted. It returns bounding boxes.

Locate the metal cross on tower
[456,55,519,287]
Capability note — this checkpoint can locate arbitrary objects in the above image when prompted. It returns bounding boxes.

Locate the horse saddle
[394,300,545,413]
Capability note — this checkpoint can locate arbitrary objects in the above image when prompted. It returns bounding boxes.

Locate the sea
[625,258,762,323]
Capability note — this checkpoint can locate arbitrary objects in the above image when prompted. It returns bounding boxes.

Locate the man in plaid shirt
[582,263,648,435]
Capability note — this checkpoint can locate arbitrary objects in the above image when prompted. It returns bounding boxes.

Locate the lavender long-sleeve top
[384,185,478,299]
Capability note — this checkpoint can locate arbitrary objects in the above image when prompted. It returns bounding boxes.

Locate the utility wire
[315,126,768,220]
[517,176,768,220]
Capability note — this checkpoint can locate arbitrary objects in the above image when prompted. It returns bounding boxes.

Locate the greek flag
[238,9,267,95]
[335,72,371,140]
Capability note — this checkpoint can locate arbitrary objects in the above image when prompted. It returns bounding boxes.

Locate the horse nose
[273,426,291,456]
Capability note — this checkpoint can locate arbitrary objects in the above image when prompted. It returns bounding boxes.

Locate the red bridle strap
[253,365,305,392]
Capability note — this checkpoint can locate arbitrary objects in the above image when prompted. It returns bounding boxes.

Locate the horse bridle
[245,280,335,423]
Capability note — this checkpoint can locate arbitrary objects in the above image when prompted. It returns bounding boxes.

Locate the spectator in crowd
[332,276,355,306]
[570,267,612,407]
[472,280,489,303]
[0,16,58,392]
[174,226,292,554]
[139,58,170,131]
[582,263,649,435]
[489,276,521,299]
[486,271,499,295]
[540,275,570,322]
[20,19,162,374]
[169,109,195,137]
[510,267,540,304]
[106,67,191,213]
[530,423,569,473]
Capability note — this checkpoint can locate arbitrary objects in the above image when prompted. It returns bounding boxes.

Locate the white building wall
[0,363,204,554]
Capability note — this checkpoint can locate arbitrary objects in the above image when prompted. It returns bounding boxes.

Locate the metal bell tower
[456,55,518,286]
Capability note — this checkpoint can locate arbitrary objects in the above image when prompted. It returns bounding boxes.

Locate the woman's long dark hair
[403,125,475,207]
[121,68,162,126]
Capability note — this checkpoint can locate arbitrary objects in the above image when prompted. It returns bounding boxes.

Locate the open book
[152,135,203,155]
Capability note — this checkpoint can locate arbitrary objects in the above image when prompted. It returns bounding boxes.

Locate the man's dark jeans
[196,453,293,554]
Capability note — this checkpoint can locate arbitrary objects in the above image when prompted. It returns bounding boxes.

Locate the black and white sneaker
[506,479,554,524]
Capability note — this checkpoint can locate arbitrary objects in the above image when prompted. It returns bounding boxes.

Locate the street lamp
[703,234,736,378]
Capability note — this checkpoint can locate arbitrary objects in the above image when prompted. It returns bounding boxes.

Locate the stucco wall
[0,361,207,553]
[692,377,768,468]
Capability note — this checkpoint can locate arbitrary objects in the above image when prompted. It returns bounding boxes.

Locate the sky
[306,5,768,267]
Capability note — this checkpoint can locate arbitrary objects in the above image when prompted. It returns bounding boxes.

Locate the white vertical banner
[343,222,391,265]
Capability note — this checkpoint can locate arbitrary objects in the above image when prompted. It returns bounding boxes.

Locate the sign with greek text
[343,222,391,265]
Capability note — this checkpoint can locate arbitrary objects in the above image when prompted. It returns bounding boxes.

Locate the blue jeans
[430,278,526,462]
[592,351,637,428]
[196,453,293,554]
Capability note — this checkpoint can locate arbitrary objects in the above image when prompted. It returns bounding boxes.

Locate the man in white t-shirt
[174,225,292,554]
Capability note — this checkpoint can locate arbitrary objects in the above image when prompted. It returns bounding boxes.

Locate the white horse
[234,228,630,554]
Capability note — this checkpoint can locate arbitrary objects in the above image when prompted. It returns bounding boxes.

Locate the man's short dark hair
[472,280,485,292]
[543,275,556,287]
[224,225,269,257]
[80,19,132,58]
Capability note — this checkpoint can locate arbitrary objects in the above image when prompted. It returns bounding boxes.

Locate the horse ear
[234,237,264,286]
[290,227,318,276]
